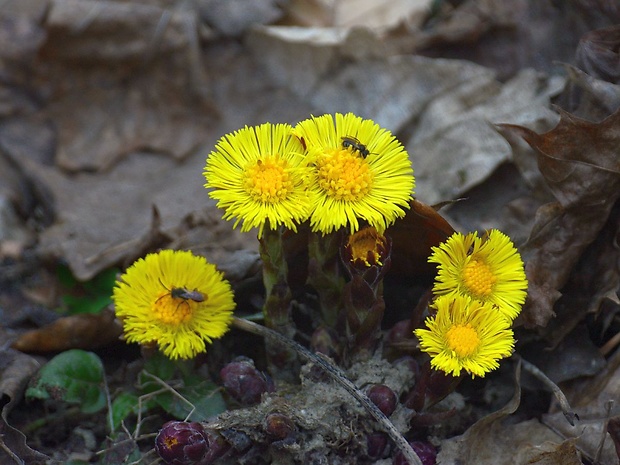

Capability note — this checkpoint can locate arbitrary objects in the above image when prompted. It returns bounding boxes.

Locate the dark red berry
[366,432,389,458]
[393,440,437,465]
[264,412,295,440]
[220,357,273,405]
[367,384,398,417]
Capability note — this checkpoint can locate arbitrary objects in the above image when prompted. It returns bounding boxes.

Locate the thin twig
[232,316,422,465]
[600,330,620,357]
[0,436,24,465]
[519,356,579,426]
[139,372,197,422]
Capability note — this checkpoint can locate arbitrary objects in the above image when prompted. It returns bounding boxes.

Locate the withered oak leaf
[498,108,620,327]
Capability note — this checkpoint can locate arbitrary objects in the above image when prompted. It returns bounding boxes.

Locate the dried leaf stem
[519,356,579,426]
[232,316,421,465]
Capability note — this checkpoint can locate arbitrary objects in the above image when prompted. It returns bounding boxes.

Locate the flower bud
[366,432,389,459]
[264,412,295,441]
[367,384,397,417]
[341,227,392,286]
[393,440,437,465]
[220,357,274,405]
[155,421,209,465]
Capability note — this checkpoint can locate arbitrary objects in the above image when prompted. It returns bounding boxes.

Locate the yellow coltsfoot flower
[429,229,527,321]
[345,226,388,268]
[112,250,235,360]
[204,123,311,238]
[293,113,415,235]
[414,295,515,378]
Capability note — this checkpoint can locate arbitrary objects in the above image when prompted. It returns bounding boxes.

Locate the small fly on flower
[341,136,371,158]
[158,279,205,304]
[170,287,205,302]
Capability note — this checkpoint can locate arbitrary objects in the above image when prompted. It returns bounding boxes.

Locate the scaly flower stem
[259,226,299,380]
[341,229,392,361]
[307,230,345,328]
[232,316,422,465]
[343,275,385,361]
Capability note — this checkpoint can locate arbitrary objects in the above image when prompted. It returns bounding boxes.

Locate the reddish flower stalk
[341,227,392,360]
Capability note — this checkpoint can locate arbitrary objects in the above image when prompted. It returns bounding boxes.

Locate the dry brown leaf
[575,25,620,84]
[248,25,508,134]
[443,164,540,247]
[542,348,620,465]
[413,0,620,80]
[0,0,47,62]
[524,440,582,465]
[11,309,123,353]
[0,3,314,281]
[20,150,256,281]
[498,108,620,327]
[33,0,217,172]
[411,68,562,205]
[519,325,606,383]
[438,363,580,465]
[557,205,619,336]
[516,202,620,348]
[609,416,620,461]
[0,349,49,464]
[560,25,620,121]
[561,64,620,121]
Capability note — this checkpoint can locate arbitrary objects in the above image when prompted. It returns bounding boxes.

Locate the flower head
[429,229,527,321]
[112,250,235,359]
[341,226,392,288]
[414,295,515,378]
[204,123,311,238]
[293,113,414,234]
[345,226,389,268]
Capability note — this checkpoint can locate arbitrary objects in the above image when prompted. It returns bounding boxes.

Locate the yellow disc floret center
[152,294,195,325]
[164,436,179,448]
[243,157,292,203]
[462,259,496,297]
[316,148,373,201]
[446,323,480,357]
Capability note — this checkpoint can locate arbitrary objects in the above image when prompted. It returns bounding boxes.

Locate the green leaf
[26,350,106,414]
[56,263,78,288]
[56,265,119,315]
[86,267,118,292]
[142,353,177,384]
[110,392,140,432]
[137,356,225,421]
[154,376,226,422]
